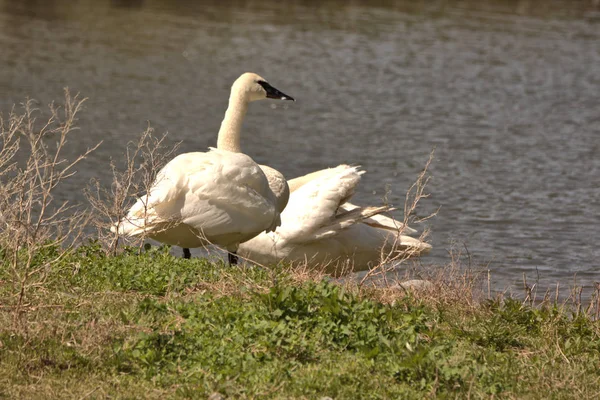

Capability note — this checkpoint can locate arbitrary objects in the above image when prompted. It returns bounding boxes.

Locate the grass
[1,243,599,399]
[1,94,598,398]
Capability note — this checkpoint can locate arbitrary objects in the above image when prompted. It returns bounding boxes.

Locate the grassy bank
[0,94,598,397]
[1,244,599,399]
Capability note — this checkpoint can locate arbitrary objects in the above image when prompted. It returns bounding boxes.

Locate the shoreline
[1,243,599,398]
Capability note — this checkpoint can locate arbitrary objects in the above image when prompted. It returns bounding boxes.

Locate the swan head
[232,72,295,103]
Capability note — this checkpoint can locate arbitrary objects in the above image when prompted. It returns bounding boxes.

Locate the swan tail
[309,204,394,241]
[110,196,167,237]
[341,202,418,235]
[111,214,163,237]
[336,205,396,229]
[391,235,432,255]
[362,216,418,235]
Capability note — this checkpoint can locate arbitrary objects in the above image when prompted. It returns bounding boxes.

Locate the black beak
[258,81,295,101]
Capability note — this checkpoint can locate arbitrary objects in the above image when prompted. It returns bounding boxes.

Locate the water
[1,0,599,292]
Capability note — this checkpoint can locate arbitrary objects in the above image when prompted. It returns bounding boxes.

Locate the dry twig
[0,90,100,323]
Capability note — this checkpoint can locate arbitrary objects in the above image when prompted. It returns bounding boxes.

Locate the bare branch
[0,90,99,323]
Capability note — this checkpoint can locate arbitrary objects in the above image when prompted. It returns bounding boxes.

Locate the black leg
[182,248,191,259]
[228,252,238,266]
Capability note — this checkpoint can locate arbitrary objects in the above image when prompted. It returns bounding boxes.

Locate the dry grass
[358,149,437,287]
[0,90,100,321]
[85,126,180,254]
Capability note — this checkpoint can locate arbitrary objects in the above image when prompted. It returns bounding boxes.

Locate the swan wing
[289,165,418,235]
[115,149,278,241]
[287,164,353,193]
[114,152,201,236]
[306,204,394,241]
[279,165,373,243]
[340,202,417,235]
[259,164,290,213]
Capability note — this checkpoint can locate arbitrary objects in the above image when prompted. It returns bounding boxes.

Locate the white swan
[214,73,291,217]
[238,165,431,273]
[114,73,294,264]
[286,167,417,235]
[180,73,293,260]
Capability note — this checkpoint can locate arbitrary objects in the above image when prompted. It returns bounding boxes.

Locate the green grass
[1,243,599,399]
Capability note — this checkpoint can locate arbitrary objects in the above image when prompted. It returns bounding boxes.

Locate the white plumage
[238,165,431,272]
[114,148,280,253]
[113,73,294,260]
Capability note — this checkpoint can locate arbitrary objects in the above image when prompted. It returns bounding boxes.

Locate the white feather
[239,165,431,271]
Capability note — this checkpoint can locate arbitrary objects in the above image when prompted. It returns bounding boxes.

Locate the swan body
[114,148,279,252]
[114,73,294,259]
[238,165,431,272]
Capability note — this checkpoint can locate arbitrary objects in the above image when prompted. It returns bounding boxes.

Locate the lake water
[1,0,599,293]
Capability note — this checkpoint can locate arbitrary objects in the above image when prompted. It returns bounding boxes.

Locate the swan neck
[217,94,249,152]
